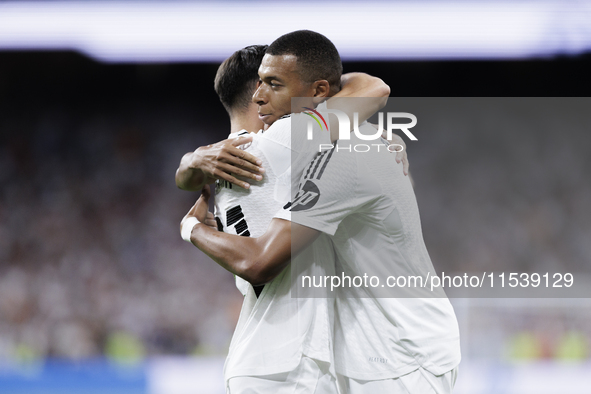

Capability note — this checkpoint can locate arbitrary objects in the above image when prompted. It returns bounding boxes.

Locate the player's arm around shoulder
[326,73,390,142]
[175,135,265,191]
[181,186,320,286]
[337,72,390,101]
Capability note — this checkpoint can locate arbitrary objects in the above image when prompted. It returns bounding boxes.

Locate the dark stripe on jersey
[283,202,292,210]
[226,205,244,226]
[310,149,330,180]
[226,207,263,296]
[235,219,248,234]
[216,217,224,232]
[316,143,336,180]
[302,151,324,181]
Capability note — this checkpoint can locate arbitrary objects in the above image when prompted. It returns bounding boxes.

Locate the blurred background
[0,1,590,393]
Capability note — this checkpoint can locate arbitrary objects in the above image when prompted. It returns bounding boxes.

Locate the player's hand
[383,132,410,176]
[190,135,265,189]
[203,211,218,230]
[180,185,218,237]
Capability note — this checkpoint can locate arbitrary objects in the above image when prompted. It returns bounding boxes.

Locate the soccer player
[182,32,460,393]
[178,32,397,393]
[175,45,268,193]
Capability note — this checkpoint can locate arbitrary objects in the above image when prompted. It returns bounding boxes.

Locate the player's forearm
[337,72,390,100]
[175,152,208,191]
[327,73,390,142]
[189,222,292,286]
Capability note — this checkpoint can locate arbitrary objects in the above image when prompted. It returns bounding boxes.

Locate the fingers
[395,147,403,163]
[204,219,218,229]
[217,160,263,182]
[230,135,253,146]
[212,169,251,189]
[197,135,266,189]
[229,136,264,166]
[204,211,218,229]
[391,142,409,176]
[204,221,218,230]
[188,184,211,215]
[204,137,264,182]
[213,161,268,189]
[225,147,264,174]
[389,134,406,159]
[383,133,409,174]
[402,153,410,176]
[230,137,263,164]
[181,187,218,238]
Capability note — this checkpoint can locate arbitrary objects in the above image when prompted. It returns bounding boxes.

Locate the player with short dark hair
[214,44,269,116]
[175,45,267,192]
[176,32,405,192]
[182,30,460,393]
[266,29,342,92]
[177,31,400,393]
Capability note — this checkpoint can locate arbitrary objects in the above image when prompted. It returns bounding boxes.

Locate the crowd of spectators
[0,59,589,363]
[0,103,243,361]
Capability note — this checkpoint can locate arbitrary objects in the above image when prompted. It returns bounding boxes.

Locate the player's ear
[312,80,330,98]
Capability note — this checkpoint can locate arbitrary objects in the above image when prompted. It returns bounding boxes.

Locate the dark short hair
[214,45,268,114]
[266,30,342,89]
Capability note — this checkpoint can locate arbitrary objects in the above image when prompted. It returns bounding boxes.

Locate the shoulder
[227,129,250,139]
[307,143,360,188]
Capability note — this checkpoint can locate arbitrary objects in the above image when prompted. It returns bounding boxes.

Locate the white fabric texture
[281,129,461,380]
[336,366,458,394]
[228,356,337,394]
[213,106,334,382]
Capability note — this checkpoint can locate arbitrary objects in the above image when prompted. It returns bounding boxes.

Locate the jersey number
[226,205,250,237]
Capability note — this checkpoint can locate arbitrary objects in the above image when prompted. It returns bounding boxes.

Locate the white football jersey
[276,128,461,380]
[214,104,335,381]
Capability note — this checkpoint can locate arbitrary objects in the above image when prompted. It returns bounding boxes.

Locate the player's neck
[230,120,255,134]
[230,114,261,134]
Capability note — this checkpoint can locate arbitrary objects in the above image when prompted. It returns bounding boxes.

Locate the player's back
[215,103,330,239]
[333,134,461,379]
[285,126,461,380]
[215,132,289,238]
[215,111,335,382]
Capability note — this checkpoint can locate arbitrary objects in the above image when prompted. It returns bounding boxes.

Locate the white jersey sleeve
[278,131,461,380]
[213,126,336,382]
[275,140,379,235]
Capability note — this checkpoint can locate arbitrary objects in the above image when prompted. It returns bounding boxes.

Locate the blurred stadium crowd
[409,98,591,276]
[0,106,243,362]
[0,54,590,364]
